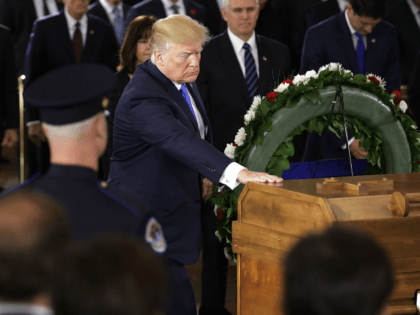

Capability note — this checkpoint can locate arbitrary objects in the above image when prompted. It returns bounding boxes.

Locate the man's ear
[221,7,228,22]
[154,50,163,65]
[41,123,48,136]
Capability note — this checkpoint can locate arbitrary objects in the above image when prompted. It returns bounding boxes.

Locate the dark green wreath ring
[211,64,420,261]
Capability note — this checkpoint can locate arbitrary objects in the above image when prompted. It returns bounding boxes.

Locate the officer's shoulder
[0,174,40,199]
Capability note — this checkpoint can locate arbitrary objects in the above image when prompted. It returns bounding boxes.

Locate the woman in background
[102,15,157,180]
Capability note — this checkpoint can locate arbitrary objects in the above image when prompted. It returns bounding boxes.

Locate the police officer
[1,63,166,255]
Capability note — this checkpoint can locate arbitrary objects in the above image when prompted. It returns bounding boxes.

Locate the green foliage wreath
[210,63,420,261]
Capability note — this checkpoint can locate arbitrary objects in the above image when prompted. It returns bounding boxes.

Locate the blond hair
[150,14,210,63]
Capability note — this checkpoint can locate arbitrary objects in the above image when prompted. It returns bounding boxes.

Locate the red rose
[368,76,380,86]
[233,143,238,147]
[282,79,293,85]
[417,160,420,164]
[216,208,224,220]
[190,9,196,15]
[267,91,279,102]
[392,90,401,103]
[395,103,400,107]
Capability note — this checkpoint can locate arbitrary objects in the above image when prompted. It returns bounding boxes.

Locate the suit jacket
[124,0,206,29]
[0,0,64,75]
[89,1,131,45]
[194,0,225,36]
[305,0,340,29]
[108,60,232,264]
[301,11,402,161]
[197,31,292,152]
[409,49,420,124]
[24,10,119,122]
[0,25,19,139]
[385,0,420,85]
[301,11,402,93]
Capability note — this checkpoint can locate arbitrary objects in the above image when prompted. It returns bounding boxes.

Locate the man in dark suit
[124,0,206,29]
[4,64,167,256]
[301,0,402,161]
[0,26,19,193]
[196,0,290,314]
[0,188,72,315]
[24,0,119,176]
[0,0,64,76]
[305,0,346,29]
[108,14,283,315]
[89,0,131,46]
[194,0,225,36]
[409,49,420,124]
[385,0,420,85]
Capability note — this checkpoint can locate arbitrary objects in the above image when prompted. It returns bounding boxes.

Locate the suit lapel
[97,3,111,24]
[256,35,271,96]
[58,11,76,63]
[146,62,199,133]
[55,0,64,11]
[82,15,96,62]
[220,32,251,103]
[123,3,130,16]
[187,82,212,140]
[337,12,360,74]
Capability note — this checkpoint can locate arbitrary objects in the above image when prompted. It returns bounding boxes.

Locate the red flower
[392,90,401,103]
[233,143,238,147]
[267,91,279,102]
[216,208,224,220]
[282,79,293,85]
[244,123,247,126]
[190,9,196,15]
[217,192,223,197]
[395,103,400,107]
[368,76,380,86]
[417,160,420,164]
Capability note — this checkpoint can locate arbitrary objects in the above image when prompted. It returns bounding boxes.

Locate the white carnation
[328,62,342,71]
[400,100,408,113]
[250,95,262,110]
[274,82,290,93]
[305,70,318,80]
[234,127,247,146]
[412,125,418,129]
[292,74,309,86]
[343,69,353,76]
[224,143,236,159]
[244,110,256,123]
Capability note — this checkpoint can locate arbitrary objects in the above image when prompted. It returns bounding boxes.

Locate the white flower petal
[400,100,408,113]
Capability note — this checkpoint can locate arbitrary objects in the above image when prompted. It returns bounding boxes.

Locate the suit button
[195,200,200,204]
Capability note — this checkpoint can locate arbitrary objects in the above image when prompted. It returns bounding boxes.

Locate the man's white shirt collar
[337,0,347,11]
[161,0,186,16]
[64,7,88,46]
[344,9,367,50]
[227,28,257,57]
[344,9,357,36]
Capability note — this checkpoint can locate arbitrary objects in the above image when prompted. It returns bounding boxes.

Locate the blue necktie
[355,32,365,74]
[243,43,259,99]
[180,84,197,122]
[113,7,124,46]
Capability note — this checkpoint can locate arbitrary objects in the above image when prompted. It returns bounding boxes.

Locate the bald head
[0,189,72,302]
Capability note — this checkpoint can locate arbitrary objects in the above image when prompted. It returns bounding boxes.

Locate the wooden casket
[233,173,420,315]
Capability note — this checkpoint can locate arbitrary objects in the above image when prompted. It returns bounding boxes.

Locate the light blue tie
[355,32,365,74]
[180,84,197,122]
[243,43,259,98]
[113,7,124,46]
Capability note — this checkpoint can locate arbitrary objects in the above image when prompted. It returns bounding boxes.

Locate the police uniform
[0,64,166,255]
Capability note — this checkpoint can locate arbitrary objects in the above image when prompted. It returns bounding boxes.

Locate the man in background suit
[124,0,206,29]
[196,0,290,314]
[24,0,119,176]
[89,0,131,46]
[301,0,401,161]
[108,14,283,315]
[0,26,19,193]
[194,0,225,36]
[385,0,420,85]
[409,49,420,124]
[0,189,72,315]
[305,0,346,28]
[0,0,64,76]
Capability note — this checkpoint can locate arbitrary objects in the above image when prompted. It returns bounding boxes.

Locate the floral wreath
[210,63,420,261]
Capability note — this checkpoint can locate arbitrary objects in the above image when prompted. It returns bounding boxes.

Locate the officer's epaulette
[0,174,40,199]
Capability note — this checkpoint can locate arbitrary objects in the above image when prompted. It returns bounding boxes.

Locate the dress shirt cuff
[341,137,355,149]
[219,162,247,190]
[26,120,41,127]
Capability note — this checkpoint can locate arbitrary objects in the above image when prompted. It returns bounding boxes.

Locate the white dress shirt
[64,8,88,47]
[33,0,59,20]
[161,0,186,16]
[406,0,420,29]
[337,0,348,11]
[344,9,367,50]
[98,0,124,26]
[170,81,245,189]
[227,28,259,78]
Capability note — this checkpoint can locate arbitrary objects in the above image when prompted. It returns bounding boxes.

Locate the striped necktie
[243,43,259,99]
[113,7,124,46]
[355,32,365,74]
[180,84,197,122]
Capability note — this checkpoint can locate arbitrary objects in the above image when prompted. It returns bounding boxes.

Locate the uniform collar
[46,164,97,182]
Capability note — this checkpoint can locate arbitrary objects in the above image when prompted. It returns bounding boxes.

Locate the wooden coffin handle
[390,192,420,217]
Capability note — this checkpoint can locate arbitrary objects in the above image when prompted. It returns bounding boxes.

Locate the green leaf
[259,102,270,116]
[273,142,295,158]
[304,89,322,104]
[285,95,300,108]
[267,157,290,177]
[307,117,318,133]
[260,118,273,132]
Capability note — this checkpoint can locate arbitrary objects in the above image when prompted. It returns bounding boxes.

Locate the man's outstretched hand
[202,178,213,201]
[350,139,368,159]
[236,169,283,185]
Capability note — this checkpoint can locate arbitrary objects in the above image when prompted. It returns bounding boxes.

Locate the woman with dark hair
[102,15,157,180]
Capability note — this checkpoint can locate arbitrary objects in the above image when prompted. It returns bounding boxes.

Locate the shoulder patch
[145,217,167,254]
